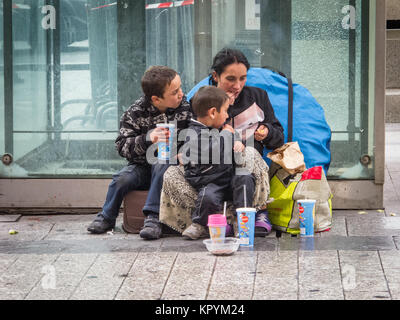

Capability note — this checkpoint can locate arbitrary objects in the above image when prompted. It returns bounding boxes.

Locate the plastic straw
[223,201,227,217]
[243,185,247,208]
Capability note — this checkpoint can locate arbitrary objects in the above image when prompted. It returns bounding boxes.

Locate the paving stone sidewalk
[0,124,400,300]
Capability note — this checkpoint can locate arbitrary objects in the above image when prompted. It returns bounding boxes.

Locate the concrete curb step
[386,89,400,123]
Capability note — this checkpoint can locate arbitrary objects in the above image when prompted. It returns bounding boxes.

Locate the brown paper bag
[267,142,306,175]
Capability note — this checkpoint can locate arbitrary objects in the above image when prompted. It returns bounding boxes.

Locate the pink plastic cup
[207,214,227,243]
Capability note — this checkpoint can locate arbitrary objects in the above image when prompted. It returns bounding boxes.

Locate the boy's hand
[149,127,170,144]
[233,141,245,153]
[254,125,269,141]
[222,124,235,133]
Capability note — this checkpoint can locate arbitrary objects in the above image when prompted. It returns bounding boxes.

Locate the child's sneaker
[182,223,209,240]
[255,210,272,237]
[139,213,162,240]
[87,213,115,234]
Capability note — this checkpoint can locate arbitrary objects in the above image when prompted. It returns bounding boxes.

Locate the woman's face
[213,62,247,100]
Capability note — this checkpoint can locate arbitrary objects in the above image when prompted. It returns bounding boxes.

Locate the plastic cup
[297,199,316,237]
[156,123,175,161]
[207,214,227,243]
[236,208,256,247]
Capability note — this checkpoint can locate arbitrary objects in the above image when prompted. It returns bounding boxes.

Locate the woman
[210,48,284,155]
[160,48,284,237]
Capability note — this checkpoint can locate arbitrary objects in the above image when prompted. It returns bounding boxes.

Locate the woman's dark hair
[210,48,250,85]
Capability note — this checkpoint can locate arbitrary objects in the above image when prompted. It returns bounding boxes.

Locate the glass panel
[0,3,4,158]
[142,0,375,180]
[12,0,47,158]
[1,0,122,178]
[146,0,195,93]
[1,0,376,180]
[290,0,374,179]
[211,0,263,68]
[205,0,374,179]
[56,0,122,177]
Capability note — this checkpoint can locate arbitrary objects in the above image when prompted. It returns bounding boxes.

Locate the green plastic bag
[268,162,333,235]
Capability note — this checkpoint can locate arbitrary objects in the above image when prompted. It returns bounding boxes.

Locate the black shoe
[87,214,115,234]
[139,214,162,240]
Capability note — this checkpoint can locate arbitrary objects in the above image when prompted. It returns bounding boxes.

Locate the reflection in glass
[59,0,118,134]
[146,0,195,93]
[291,0,373,179]
[5,1,47,177]
[1,0,123,178]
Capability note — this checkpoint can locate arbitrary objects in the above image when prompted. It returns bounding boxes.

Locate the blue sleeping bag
[187,67,332,174]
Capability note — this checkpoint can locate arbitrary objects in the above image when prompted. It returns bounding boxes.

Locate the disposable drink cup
[236,208,256,247]
[207,214,227,243]
[156,123,175,161]
[297,199,316,237]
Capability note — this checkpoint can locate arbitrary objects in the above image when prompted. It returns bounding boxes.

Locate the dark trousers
[101,162,171,223]
[191,174,255,227]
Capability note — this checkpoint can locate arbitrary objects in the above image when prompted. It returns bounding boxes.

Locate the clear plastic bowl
[203,237,240,256]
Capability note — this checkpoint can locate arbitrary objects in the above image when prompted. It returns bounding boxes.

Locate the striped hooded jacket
[115,95,193,165]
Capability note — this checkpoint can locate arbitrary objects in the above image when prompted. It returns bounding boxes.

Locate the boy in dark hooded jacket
[181,86,254,240]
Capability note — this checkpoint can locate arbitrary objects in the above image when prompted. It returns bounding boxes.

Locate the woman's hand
[226,92,236,105]
[254,125,269,141]
[222,124,235,133]
[176,153,184,166]
[233,141,245,153]
[149,127,170,144]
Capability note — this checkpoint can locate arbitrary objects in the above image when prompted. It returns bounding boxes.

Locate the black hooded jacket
[228,86,284,155]
[182,119,240,189]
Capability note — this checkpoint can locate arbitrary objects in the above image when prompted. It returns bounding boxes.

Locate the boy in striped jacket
[87,66,192,239]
